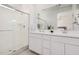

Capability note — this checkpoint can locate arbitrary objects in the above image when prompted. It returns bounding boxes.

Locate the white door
[0,6,29,54]
[14,12,29,50]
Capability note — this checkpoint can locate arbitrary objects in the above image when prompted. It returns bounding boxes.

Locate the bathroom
[29,4,79,55]
[0,4,79,55]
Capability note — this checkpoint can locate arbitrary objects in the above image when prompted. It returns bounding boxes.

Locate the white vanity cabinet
[29,33,79,55]
[51,36,64,55]
[51,41,64,55]
[29,33,65,55]
[51,36,79,55]
[29,33,51,55]
[65,44,79,55]
[52,36,79,55]
[42,35,51,55]
[29,33,42,54]
[64,37,79,55]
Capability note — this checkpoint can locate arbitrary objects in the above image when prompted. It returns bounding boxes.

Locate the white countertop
[30,30,79,38]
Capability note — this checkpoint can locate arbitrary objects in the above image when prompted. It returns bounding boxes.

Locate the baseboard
[9,45,29,55]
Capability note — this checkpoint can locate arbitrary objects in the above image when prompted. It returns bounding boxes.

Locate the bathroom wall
[9,4,35,14]
[35,4,55,11]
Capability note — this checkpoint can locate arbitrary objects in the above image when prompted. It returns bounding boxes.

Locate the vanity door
[42,35,51,55]
[51,36,64,55]
[51,41,64,55]
[65,44,79,55]
[29,34,42,54]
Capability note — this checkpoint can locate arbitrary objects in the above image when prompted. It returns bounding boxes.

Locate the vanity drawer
[29,33,42,38]
[63,37,79,45]
[51,41,64,55]
[65,44,79,55]
[51,35,79,46]
[42,35,51,40]
[42,48,50,55]
[42,39,50,49]
[51,36,63,43]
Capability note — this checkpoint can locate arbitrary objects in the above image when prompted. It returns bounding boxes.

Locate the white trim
[2,4,30,15]
[9,45,29,55]
[0,4,15,11]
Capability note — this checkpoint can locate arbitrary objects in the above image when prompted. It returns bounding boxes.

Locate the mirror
[57,4,72,31]
[75,4,79,24]
[37,4,73,31]
[37,5,58,31]
[73,4,79,31]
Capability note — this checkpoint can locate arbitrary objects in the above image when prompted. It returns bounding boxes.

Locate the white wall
[36,4,55,11]
[9,4,34,14]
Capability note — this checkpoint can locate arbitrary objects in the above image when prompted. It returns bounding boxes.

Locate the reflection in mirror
[57,10,73,31]
[75,4,79,24]
[37,4,73,32]
[73,4,79,31]
[55,4,72,31]
[37,13,54,32]
[37,5,58,32]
